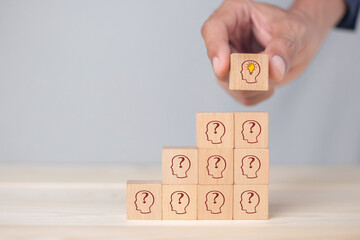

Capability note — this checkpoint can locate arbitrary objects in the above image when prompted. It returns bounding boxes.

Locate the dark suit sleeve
[337,0,360,30]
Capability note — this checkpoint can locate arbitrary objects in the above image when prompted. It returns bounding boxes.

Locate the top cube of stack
[196,113,234,149]
[234,112,269,149]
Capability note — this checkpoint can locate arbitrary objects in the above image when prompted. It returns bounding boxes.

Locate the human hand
[201,0,346,105]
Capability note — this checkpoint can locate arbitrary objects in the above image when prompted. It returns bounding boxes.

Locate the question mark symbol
[179,156,185,168]
[249,122,256,133]
[214,157,221,169]
[249,157,255,169]
[213,122,220,134]
[178,192,184,204]
[247,192,254,203]
[213,192,219,204]
[142,192,149,204]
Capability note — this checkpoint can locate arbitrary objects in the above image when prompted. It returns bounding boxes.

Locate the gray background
[0,0,359,164]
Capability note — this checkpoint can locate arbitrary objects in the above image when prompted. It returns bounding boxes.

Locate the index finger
[201,2,241,80]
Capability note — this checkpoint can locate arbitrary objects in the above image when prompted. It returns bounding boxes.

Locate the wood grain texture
[234,149,269,185]
[162,147,198,185]
[0,164,360,239]
[198,148,234,185]
[197,185,233,220]
[233,184,268,220]
[229,53,269,91]
[234,112,269,149]
[162,185,197,220]
[196,113,234,149]
[126,180,162,220]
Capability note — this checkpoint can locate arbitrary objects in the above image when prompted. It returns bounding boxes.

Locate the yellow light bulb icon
[247,63,255,74]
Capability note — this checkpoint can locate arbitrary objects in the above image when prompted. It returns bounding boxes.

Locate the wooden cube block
[162,147,198,185]
[196,113,234,149]
[198,185,233,220]
[229,53,269,91]
[233,185,268,220]
[126,180,162,220]
[234,149,269,185]
[162,185,198,220]
[234,112,269,149]
[198,148,234,185]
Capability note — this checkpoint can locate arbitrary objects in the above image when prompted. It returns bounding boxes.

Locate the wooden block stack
[127,112,269,220]
[127,54,270,220]
[161,147,198,220]
[233,112,269,220]
[196,113,234,220]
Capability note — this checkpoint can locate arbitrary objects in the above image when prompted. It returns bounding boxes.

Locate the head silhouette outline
[241,155,261,179]
[240,190,260,214]
[241,120,261,143]
[205,121,226,144]
[171,155,191,178]
[206,155,226,179]
[170,191,190,214]
[205,191,225,214]
[240,60,261,84]
[134,190,155,214]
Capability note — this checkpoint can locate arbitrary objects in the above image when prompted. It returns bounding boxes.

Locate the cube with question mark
[126,180,162,220]
[197,184,233,220]
[233,184,268,220]
[198,148,234,185]
[162,184,198,220]
[162,147,198,185]
[234,149,269,185]
[234,112,269,149]
[196,113,234,149]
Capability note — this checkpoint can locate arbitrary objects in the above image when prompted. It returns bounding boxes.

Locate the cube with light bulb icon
[229,53,269,91]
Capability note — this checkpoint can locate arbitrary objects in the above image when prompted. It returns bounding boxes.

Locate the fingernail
[271,55,286,80]
[212,57,221,75]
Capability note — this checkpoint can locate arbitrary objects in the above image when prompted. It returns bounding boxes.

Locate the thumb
[265,36,298,82]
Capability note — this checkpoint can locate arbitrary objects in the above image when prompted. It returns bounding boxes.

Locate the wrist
[290,0,346,34]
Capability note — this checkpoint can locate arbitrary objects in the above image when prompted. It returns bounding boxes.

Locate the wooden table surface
[0,163,359,240]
